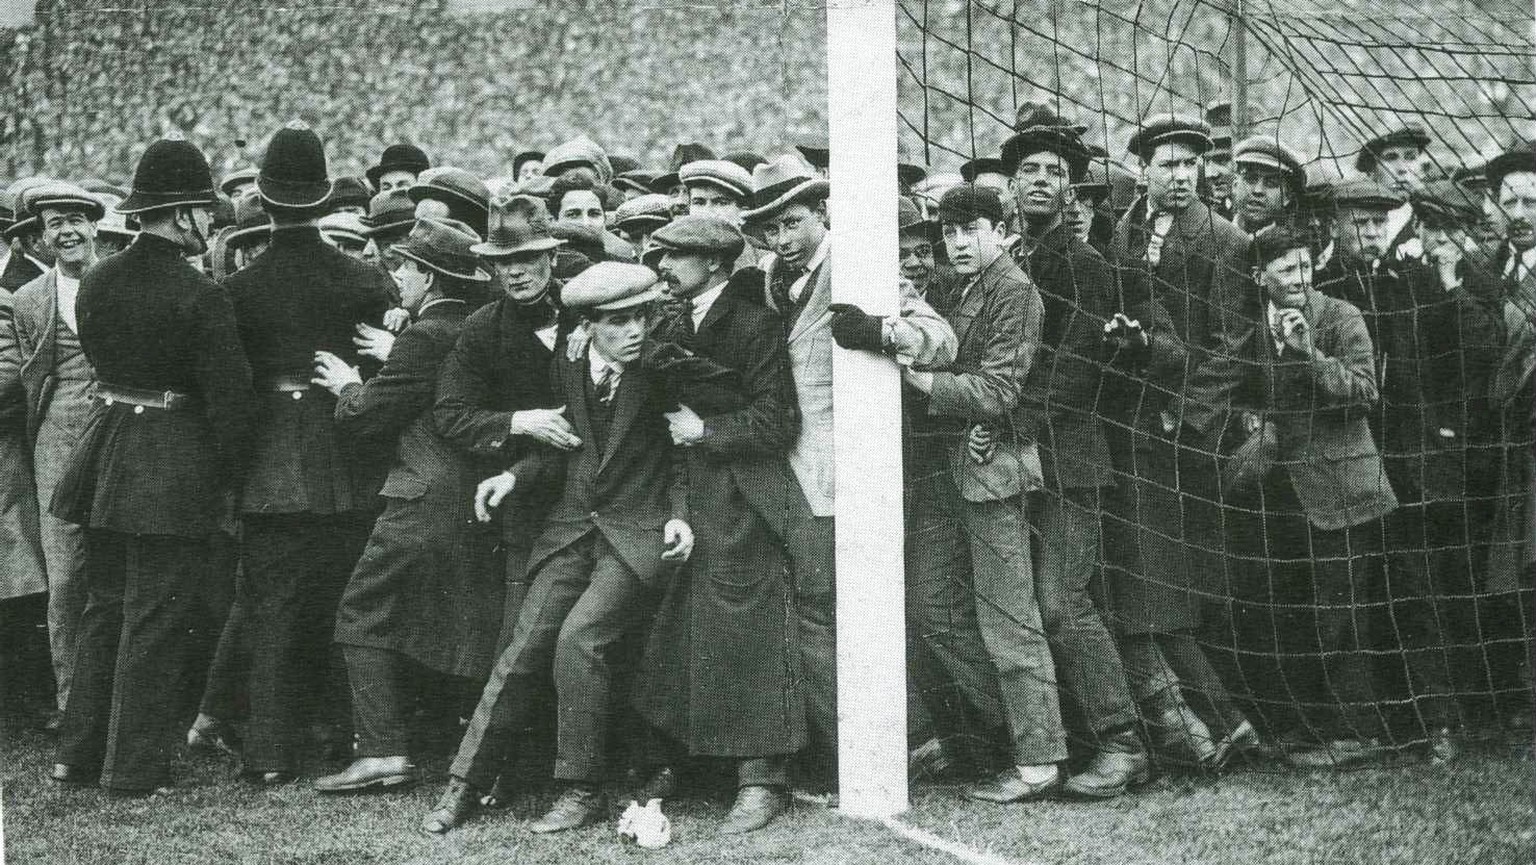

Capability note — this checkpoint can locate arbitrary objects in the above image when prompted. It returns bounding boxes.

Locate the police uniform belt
[96,382,197,411]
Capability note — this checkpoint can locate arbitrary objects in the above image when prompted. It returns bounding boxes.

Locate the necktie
[595,365,617,404]
[1146,212,1174,268]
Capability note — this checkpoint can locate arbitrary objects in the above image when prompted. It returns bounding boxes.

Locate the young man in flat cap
[612,193,674,252]
[902,182,1069,803]
[1185,225,1398,768]
[542,135,615,186]
[678,159,762,272]
[1,177,56,292]
[630,214,801,833]
[48,138,255,796]
[425,262,692,835]
[309,217,496,794]
[1231,135,1306,235]
[224,123,395,785]
[9,183,106,728]
[1357,123,1432,263]
[740,154,955,771]
[1204,101,1235,219]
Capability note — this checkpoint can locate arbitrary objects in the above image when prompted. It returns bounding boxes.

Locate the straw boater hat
[218,167,259,198]
[471,194,565,258]
[258,121,333,210]
[22,181,105,224]
[117,138,220,214]
[678,160,754,201]
[741,155,831,223]
[390,217,491,282]
[651,142,717,194]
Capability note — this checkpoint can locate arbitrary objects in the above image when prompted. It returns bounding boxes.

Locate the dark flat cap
[1330,177,1405,210]
[1414,179,1486,227]
[1248,222,1312,268]
[647,213,745,263]
[1127,114,1213,161]
[1355,123,1431,172]
[937,183,1005,226]
[1233,135,1306,190]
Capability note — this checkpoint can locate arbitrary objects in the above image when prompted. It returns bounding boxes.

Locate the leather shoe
[530,785,606,834]
[49,763,98,787]
[1062,730,1151,800]
[187,714,242,756]
[422,776,480,834]
[961,766,1061,803]
[720,784,788,834]
[314,756,416,794]
[1211,718,1262,770]
[1146,704,1217,769]
[1286,737,1390,769]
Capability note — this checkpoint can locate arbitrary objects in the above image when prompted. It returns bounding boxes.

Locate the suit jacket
[1184,289,1398,531]
[11,269,99,444]
[0,251,43,293]
[760,247,956,516]
[225,225,393,515]
[1315,257,1503,504]
[518,351,686,585]
[1111,196,1250,367]
[50,233,255,536]
[0,286,46,599]
[332,299,502,677]
[1020,220,1116,490]
[920,252,1044,502]
[433,294,568,545]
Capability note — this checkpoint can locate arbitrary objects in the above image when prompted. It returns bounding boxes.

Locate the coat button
[133,405,144,414]
[104,397,114,406]
[292,390,304,400]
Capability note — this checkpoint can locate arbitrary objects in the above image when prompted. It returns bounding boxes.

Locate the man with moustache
[631,214,802,834]
[48,138,254,796]
[426,262,692,835]
[9,183,106,729]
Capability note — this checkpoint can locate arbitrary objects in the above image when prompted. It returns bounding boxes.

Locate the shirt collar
[799,237,830,275]
[417,297,463,317]
[588,344,624,380]
[690,281,728,326]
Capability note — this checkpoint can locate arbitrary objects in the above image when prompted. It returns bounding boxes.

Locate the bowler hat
[614,170,663,196]
[1001,126,1091,181]
[613,194,675,235]
[472,194,565,258]
[938,183,1006,226]
[364,189,417,238]
[1484,139,1535,197]
[408,167,490,227]
[679,160,754,200]
[1127,114,1213,162]
[653,142,719,194]
[1205,101,1232,130]
[23,181,106,223]
[1233,135,1307,192]
[645,214,745,266]
[741,155,830,223]
[391,217,491,282]
[960,157,1010,183]
[118,139,219,214]
[562,261,662,312]
[1330,177,1405,211]
[326,176,373,213]
[366,143,431,189]
[1355,123,1431,173]
[218,167,259,198]
[259,122,332,209]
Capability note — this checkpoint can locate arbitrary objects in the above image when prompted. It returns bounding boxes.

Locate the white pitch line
[790,791,1025,865]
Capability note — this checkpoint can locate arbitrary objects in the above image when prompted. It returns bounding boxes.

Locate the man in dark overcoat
[423,262,691,836]
[629,215,803,833]
[48,138,255,795]
[224,123,395,783]
[308,217,494,793]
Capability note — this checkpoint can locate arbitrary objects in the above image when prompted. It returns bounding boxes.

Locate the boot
[1062,728,1150,799]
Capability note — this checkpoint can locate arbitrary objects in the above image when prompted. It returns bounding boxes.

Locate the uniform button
[133,405,145,415]
[292,391,304,400]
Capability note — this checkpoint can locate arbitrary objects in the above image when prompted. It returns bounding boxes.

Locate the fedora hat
[795,138,829,170]
[366,142,431,189]
[742,155,831,222]
[898,195,939,243]
[1014,102,1088,136]
[364,189,417,238]
[472,194,565,258]
[118,138,219,214]
[219,167,259,198]
[391,217,491,282]
[408,167,490,227]
[1001,126,1091,180]
[23,181,106,223]
[258,122,332,209]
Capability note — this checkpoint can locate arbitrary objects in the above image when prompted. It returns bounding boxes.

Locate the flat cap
[613,170,663,196]
[937,183,1005,226]
[1233,135,1307,189]
[1355,123,1431,172]
[1413,179,1486,227]
[613,193,675,232]
[562,261,663,311]
[679,159,754,200]
[1248,222,1312,268]
[960,157,1010,183]
[647,214,745,263]
[542,135,613,183]
[23,181,106,222]
[1329,177,1405,210]
[1127,114,1213,161]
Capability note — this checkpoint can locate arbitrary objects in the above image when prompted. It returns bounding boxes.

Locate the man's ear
[815,200,830,228]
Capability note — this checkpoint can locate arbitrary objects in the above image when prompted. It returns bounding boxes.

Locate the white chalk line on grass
[791,790,1025,865]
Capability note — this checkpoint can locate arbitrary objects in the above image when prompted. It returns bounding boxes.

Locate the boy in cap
[629,214,801,833]
[425,262,692,835]
[9,183,106,727]
[310,218,497,794]
[224,122,396,785]
[48,138,255,796]
[1185,225,1398,768]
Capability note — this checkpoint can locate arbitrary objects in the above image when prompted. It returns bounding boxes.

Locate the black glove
[827,303,885,352]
